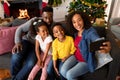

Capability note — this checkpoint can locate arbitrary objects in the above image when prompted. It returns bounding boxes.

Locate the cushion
[0,26,18,55]
[111,25,120,39]
[95,52,113,69]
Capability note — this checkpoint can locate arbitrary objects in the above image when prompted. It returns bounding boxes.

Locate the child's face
[37,25,49,38]
[53,25,65,40]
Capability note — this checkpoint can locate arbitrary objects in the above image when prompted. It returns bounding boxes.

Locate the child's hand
[62,56,70,62]
[42,60,45,67]
[41,61,44,67]
[37,60,42,67]
[54,67,60,76]
[62,57,67,62]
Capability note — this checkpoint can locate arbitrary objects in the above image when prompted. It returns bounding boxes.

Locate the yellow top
[52,36,76,60]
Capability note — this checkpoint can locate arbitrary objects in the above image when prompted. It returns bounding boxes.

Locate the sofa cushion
[0,26,18,55]
[109,18,120,25]
[111,25,120,39]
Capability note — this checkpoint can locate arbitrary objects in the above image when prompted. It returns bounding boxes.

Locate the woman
[60,11,111,80]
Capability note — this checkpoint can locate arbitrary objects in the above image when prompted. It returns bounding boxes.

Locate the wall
[105,0,112,22]
[53,0,113,22]
[105,0,120,21]
[53,0,72,22]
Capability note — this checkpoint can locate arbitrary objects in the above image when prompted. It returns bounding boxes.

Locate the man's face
[42,12,53,26]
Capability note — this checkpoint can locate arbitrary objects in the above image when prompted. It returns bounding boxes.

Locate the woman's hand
[12,43,22,54]
[99,41,111,53]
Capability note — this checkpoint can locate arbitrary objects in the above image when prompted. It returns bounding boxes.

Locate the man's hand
[12,43,22,54]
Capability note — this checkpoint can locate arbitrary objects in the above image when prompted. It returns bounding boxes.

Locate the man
[42,6,54,37]
[11,6,54,80]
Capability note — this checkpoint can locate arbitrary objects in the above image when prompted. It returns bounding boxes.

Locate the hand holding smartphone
[90,39,107,53]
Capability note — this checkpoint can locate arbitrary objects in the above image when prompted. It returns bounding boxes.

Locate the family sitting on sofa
[10,6,120,80]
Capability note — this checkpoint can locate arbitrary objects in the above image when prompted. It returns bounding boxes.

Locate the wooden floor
[0,53,11,80]
[0,69,11,80]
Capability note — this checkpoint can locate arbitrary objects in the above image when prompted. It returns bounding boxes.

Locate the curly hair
[67,11,92,36]
[29,18,46,35]
[34,21,48,32]
[29,18,39,35]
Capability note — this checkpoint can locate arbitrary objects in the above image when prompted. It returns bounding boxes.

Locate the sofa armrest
[106,29,120,48]
[109,18,120,25]
[106,29,120,80]
[77,29,120,80]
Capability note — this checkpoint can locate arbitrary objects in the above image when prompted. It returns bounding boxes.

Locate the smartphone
[90,39,106,53]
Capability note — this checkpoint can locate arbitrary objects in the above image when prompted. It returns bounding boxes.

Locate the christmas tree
[68,0,107,21]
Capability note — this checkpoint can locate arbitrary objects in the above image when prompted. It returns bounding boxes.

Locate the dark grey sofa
[77,27,120,80]
[0,27,120,80]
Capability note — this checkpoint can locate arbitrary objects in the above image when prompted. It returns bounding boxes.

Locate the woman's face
[72,14,84,31]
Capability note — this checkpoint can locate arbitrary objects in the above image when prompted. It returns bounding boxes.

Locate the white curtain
[111,0,120,18]
[0,1,4,19]
[105,0,120,22]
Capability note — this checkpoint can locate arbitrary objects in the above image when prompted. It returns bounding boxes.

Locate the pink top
[74,36,85,62]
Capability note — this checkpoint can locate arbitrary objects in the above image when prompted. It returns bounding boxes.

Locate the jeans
[11,40,37,80]
[47,59,66,80]
[60,55,89,80]
[57,60,67,80]
[47,60,56,80]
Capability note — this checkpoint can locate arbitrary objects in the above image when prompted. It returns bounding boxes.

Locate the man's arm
[14,17,37,44]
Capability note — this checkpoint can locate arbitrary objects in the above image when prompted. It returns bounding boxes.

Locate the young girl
[51,22,76,80]
[28,20,53,80]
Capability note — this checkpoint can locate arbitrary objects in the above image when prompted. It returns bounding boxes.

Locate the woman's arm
[89,28,111,53]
